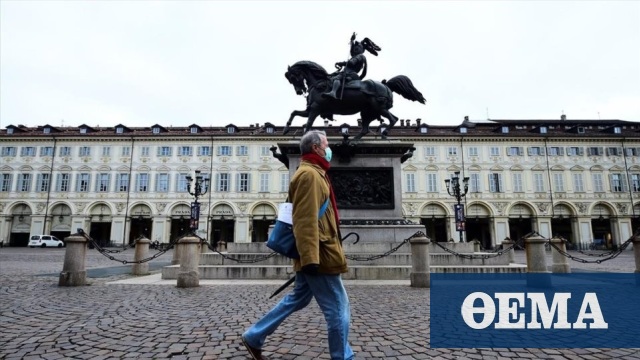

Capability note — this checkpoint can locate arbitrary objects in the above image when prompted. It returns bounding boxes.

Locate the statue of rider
[323,32,381,99]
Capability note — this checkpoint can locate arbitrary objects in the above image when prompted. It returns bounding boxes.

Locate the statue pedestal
[278,139,419,243]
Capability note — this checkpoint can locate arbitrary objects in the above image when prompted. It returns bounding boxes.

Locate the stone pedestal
[501,238,515,263]
[177,236,201,288]
[410,234,431,288]
[132,237,150,276]
[525,234,551,287]
[550,237,571,273]
[172,239,182,265]
[59,234,87,286]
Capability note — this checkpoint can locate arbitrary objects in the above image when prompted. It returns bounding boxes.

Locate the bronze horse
[283,60,426,139]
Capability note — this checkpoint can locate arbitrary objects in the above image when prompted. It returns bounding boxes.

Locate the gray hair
[299,130,326,154]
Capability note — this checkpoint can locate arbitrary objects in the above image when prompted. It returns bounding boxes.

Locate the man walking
[242,130,353,360]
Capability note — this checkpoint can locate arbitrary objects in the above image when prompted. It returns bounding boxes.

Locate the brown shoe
[241,336,266,360]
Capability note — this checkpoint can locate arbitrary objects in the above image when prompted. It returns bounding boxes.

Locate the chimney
[561,114,567,121]
[416,118,421,126]
[464,116,469,121]
[405,119,411,127]
[256,123,260,127]
[400,119,405,127]
[324,120,329,127]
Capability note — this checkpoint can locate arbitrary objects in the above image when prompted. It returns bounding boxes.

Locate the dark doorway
[210,219,235,249]
[551,217,574,244]
[51,231,71,242]
[10,233,30,247]
[129,218,153,245]
[508,218,533,243]
[90,222,112,247]
[421,217,448,242]
[252,218,274,243]
[591,217,612,249]
[170,217,191,242]
[465,217,493,249]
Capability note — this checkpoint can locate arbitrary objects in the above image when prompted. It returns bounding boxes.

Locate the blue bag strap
[318,198,330,219]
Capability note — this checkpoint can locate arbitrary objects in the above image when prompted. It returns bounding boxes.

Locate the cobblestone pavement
[1,247,639,359]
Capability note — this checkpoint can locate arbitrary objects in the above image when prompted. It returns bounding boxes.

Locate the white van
[28,235,65,248]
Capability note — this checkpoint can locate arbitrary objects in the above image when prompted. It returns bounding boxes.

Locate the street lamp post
[186,170,209,233]
[444,171,469,242]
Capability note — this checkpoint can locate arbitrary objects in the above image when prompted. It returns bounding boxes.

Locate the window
[527,147,543,156]
[539,126,547,134]
[533,173,545,192]
[572,173,584,192]
[96,173,110,192]
[614,127,622,134]
[406,173,416,192]
[36,173,50,192]
[501,126,509,134]
[266,127,274,134]
[40,147,54,156]
[606,147,622,156]
[136,173,149,192]
[59,146,71,156]
[190,127,198,134]
[632,174,640,192]
[553,173,565,192]
[280,172,289,192]
[508,147,522,156]
[488,173,503,193]
[447,147,458,156]
[1,147,17,157]
[237,145,249,156]
[21,147,36,157]
[489,147,500,157]
[426,173,437,192]
[156,173,169,192]
[260,173,270,192]
[567,147,582,156]
[216,173,230,192]
[141,146,150,157]
[459,127,467,134]
[0,174,12,192]
[227,127,235,134]
[80,128,87,134]
[56,173,70,192]
[18,174,32,192]
[548,147,563,156]
[512,173,523,192]
[198,146,211,156]
[469,173,481,193]
[625,148,638,157]
[610,173,627,192]
[587,147,603,156]
[592,173,604,192]
[116,127,124,134]
[260,146,270,156]
[179,146,192,156]
[218,145,232,156]
[176,173,188,192]
[468,147,479,157]
[152,127,160,134]
[577,127,585,134]
[79,146,91,157]
[157,146,172,157]
[7,128,13,134]
[121,147,131,157]
[101,146,111,157]
[76,173,90,192]
[117,174,129,192]
[420,127,427,134]
[424,146,436,157]
[237,173,251,192]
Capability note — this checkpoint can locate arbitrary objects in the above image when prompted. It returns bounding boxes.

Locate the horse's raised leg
[283,109,309,135]
[352,114,373,140]
[380,109,399,138]
[303,108,321,133]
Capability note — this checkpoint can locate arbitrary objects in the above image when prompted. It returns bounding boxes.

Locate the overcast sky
[1,1,639,130]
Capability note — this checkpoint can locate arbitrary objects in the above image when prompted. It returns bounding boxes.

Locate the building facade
[2,117,639,250]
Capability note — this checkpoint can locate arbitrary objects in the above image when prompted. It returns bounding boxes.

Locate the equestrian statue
[283,32,426,140]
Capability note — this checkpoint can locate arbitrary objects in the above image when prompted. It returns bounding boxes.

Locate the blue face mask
[323,147,332,162]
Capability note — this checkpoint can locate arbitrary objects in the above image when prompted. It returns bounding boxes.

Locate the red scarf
[301,153,340,224]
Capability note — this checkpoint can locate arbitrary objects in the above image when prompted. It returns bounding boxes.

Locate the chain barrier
[77,228,185,264]
[345,231,422,261]
[96,239,137,254]
[431,232,527,260]
[547,233,635,264]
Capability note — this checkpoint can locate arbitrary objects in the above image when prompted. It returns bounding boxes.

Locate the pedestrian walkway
[1,247,639,359]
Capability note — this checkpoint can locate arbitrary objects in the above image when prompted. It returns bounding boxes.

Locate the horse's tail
[382,76,426,104]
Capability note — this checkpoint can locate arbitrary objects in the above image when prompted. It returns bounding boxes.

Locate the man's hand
[301,264,320,275]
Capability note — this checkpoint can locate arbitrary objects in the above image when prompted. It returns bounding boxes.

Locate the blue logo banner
[431,273,640,348]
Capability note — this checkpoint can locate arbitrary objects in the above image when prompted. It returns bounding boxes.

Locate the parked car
[28,235,64,248]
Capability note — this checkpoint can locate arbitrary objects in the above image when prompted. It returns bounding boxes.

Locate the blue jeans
[243,272,354,360]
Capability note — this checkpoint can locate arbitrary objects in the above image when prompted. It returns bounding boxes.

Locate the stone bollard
[501,237,515,264]
[172,239,182,265]
[525,234,551,287]
[59,234,88,286]
[200,239,209,254]
[473,240,481,252]
[550,237,571,273]
[177,235,201,288]
[132,237,151,276]
[409,234,431,288]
